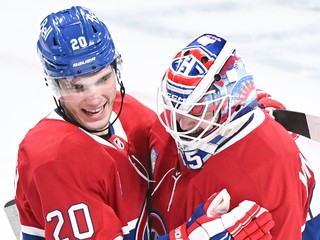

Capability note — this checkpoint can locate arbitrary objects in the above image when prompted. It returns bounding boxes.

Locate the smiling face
[176,111,215,137]
[58,66,117,135]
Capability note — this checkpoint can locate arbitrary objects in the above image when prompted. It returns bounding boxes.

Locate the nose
[178,115,197,131]
[84,86,101,103]
[83,82,102,97]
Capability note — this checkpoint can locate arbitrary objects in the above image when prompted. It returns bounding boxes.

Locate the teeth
[84,106,103,114]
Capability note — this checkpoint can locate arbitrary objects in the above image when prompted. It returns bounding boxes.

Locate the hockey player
[14,6,156,239]
[14,6,274,240]
[149,33,315,239]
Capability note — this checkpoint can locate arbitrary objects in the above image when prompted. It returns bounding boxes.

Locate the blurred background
[1,0,319,238]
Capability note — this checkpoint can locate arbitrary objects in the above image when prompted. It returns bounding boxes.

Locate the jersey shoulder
[115,92,157,123]
[19,115,117,174]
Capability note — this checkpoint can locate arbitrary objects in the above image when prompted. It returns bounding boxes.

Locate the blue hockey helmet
[37,6,117,79]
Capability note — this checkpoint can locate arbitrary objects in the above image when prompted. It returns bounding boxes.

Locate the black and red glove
[257,89,286,116]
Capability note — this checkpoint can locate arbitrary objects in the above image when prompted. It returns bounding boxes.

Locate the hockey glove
[160,189,274,240]
[256,89,286,117]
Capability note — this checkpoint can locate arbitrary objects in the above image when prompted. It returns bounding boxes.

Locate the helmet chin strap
[53,76,125,136]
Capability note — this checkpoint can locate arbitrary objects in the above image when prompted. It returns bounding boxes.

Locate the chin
[93,121,110,131]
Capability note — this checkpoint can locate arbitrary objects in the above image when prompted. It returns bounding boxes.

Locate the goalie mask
[157,33,258,169]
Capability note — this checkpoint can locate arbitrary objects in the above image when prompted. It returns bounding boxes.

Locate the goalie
[149,33,315,239]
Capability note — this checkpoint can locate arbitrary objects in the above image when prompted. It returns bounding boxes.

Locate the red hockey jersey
[15,92,157,239]
[149,108,315,240]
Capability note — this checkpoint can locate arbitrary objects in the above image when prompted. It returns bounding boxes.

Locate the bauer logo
[73,57,96,67]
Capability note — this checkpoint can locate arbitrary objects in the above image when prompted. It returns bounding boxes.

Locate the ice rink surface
[1,0,319,238]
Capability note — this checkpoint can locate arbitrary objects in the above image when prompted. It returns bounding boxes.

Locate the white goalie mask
[157,33,258,170]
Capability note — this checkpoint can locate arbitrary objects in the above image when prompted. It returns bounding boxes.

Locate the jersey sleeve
[15,129,125,239]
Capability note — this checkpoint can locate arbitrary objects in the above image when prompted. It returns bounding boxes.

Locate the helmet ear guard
[112,53,123,83]
[111,53,125,98]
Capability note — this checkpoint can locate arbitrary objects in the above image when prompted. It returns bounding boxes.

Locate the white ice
[1,0,319,238]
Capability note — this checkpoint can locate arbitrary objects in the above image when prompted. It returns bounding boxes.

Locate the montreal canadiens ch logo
[149,211,168,239]
[113,137,125,149]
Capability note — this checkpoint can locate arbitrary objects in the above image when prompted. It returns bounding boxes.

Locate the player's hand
[164,189,274,240]
[257,89,286,117]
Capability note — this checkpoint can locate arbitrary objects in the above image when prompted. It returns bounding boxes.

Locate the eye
[71,83,85,93]
[96,75,108,85]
